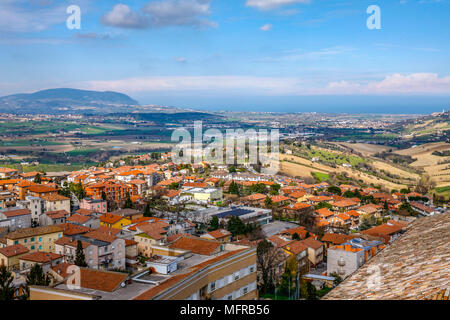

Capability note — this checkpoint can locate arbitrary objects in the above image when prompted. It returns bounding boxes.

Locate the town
[0,146,447,300]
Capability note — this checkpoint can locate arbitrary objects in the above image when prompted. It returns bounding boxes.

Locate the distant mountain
[0,88,139,114]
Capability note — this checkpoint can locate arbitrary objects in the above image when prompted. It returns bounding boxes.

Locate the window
[39,237,42,242]
[24,239,27,243]
[210,281,216,292]
[234,272,240,281]
[39,245,42,250]
[242,287,248,295]
[31,245,35,250]
[14,241,18,245]
[31,237,35,242]
[249,265,255,273]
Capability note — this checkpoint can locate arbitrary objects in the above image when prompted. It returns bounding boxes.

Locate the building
[5,225,63,252]
[19,251,64,273]
[80,198,107,214]
[201,229,232,243]
[183,187,223,203]
[29,244,257,301]
[0,191,15,209]
[323,213,450,300]
[195,206,272,226]
[327,237,383,279]
[67,214,100,229]
[41,194,71,213]
[39,210,70,226]
[100,213,132,230]
[0,167,18,179]
[109,208,143,221]
[0,208,32,231]
[299,237,324,268]
[0,244,30,270]
[16,196,44,225]
[361,222,405,244]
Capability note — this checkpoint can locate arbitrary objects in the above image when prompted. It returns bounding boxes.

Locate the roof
[6,225,62,240]
[45,210,70,219]
[55,267,128,292]
[283,240,308,255]
[168,235,221,255]
[25,185,58,194]
[316,208,334,218]
[284,202,311,210]
[100,213,125,224]
[55,236,90,249]
[361,223,403,238]
[270,195,290,203]
[0,167,17,173]
[58,223,93,236]
[268,235,294,248]
[67,214,91,224]
[1,208,31,218]
[323,213,450,300]
[299,237,323,250]
[321,233,352,245]
[75,208,94,216]
[20,251,63,263]
[206,229,231,239]
[333,199,358,208]
[0,244,29,257]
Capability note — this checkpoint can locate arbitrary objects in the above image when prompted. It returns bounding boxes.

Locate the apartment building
[4,225,63,252]
[0,208,32,231]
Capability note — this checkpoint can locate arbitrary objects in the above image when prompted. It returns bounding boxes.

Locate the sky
[1,0,450,113]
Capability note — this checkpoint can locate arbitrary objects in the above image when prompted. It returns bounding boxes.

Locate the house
[40,210,70,226]
[201,229,232,243]
[321,233,356,253]
[409,201,436,216]
[5,225,63,252]
[16,196,44,225]
[109,208,143,221]
[40,194,71,213]
[299,237,324,268]
[80,198,107,214]
[332,199,359,211]
[0,244,30,270]
[0,191,15,209]
[281,240,309,274]
[357,204,382,216]
[67,214,100,229]
[283,202,312,219]
[327,237,383,279]
[361,222,405,244]
[0,167,18,179]
[19,251,64,273]
[100,213,132,230]
[0,208,32,231]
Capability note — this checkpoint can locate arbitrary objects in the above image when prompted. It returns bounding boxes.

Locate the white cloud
[0,0,67,32]
[101,0,217,29]
[260,23,273,31]
[326,73,450,95]
[80,73,450,96]
[246,0,310,11]
[174,57,187,63]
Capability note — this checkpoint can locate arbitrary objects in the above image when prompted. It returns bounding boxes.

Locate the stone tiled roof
[323,213,450,300]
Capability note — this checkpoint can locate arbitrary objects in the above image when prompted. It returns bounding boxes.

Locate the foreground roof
[323,213,450,300]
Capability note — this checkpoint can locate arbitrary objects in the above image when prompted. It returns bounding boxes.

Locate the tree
[226,216,246,236]
[228,181,240,196]
[269,184,281,196]
[264,196,273,207]
[327,186,342,196]
[314,202,332,210]
[0,265,15,301]
[33,173,42,184]
[143,203,152,217]
[75,240,88,267]
[26,263,50,296]
[123,192,133,209]
[101,191,107,200]
[257,240,285,296]
[228,165,236,173]
[168,182,179,190]
[329,272,343,287]
[208,216,219,231]
[292,232,300,240]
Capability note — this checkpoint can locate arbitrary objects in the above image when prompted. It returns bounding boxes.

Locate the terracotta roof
[0,167,17,173]
[6,225,62,240]
[323,213,450,300]
[206,229,231,239]
[55,236,90,249]
[83,230,117,243]
[289,190,306,199]
[333,199,358,208]
[58,223,93,236]
[67,214,91,224]
[270,195,290,203]
[74,268,128,292]
[346,210,360,217]
[244,193,266,201]
[268,235,294,248]
[125,239,138,246]
[168,235,221,255]
[40,194,70,202]
[51,262,74,278]
[1,208,31,218]
[100,213,124,224]
[20,251,63,263]
[25,185,58,194]
[299,237,323,250]
[75,208,93,216]
[309,196,333,202]
[321,233,352,245]
[316,207,334,218]
[45,210,70,219]
[284,202,311,210]
[283,240,308,255]
[0,244,29,257]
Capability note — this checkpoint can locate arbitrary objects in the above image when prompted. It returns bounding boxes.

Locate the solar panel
[214,208,253,218]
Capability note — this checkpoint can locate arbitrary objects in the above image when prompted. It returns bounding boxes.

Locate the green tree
[269,184,281,196]
[228,181,240,196]
[26,263,50,296]
[327,186,342,195]
[75,240,88,267]
[124,192,133,209]
[314,202,332,210]
[168,182,179,190]
[292,232,300,240]
[143,203,152,217]
[33,173,42,184]
[101,191,107,200]
[264,196,273,207]
[0,265,15,301]
[226,216,247,236]
[228,165,236,173]
[209,216,219,231]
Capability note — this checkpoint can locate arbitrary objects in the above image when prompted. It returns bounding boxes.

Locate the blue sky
[1,0,450,113]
